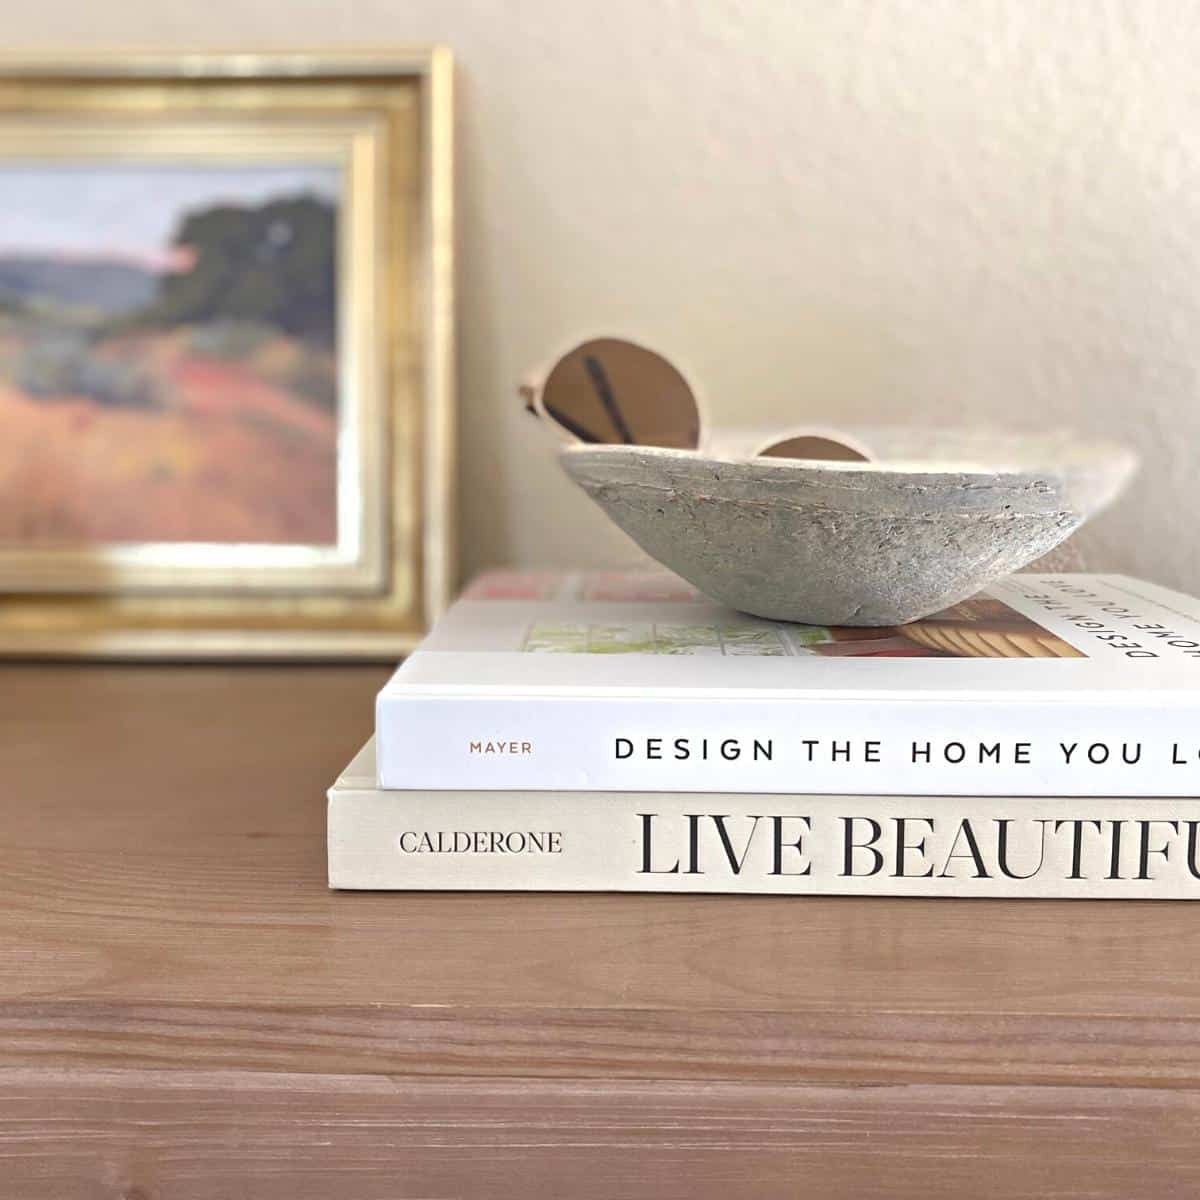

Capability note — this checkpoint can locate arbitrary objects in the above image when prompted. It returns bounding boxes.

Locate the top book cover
[377,570,1200,796]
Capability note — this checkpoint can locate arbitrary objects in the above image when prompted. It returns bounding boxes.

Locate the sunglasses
[521,337,871,462]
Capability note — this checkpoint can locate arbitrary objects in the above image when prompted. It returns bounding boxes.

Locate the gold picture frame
[0,50,454,658]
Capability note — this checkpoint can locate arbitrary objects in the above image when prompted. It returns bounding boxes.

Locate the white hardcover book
[332,739,1200,897]
[377,569,1200,797]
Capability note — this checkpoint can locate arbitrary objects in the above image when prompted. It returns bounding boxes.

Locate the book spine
[328,788,1200,896]
[375,693,1200,796]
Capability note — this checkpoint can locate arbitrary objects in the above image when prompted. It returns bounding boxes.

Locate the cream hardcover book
[376,570,1200,797]
[331,739,1200,896]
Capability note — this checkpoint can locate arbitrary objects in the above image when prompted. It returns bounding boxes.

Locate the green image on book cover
[521,596,1085,659]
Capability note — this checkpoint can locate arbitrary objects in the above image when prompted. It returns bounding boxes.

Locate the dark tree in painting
[151,193,337,345]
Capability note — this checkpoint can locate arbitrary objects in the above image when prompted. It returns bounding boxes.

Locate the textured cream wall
[9,2,1199,590]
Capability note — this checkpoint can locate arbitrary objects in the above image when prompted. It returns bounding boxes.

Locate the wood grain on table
[1,665,1197,1197]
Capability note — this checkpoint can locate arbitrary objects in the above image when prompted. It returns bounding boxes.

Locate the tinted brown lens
[758,435,869,462]
[540,338,700,449]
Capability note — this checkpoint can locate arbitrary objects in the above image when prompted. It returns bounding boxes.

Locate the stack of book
[329,568,1200,898]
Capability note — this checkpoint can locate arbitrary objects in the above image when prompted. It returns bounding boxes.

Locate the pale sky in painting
[0,164,340,268]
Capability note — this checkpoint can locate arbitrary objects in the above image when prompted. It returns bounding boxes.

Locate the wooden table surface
[2,664,1198,1197]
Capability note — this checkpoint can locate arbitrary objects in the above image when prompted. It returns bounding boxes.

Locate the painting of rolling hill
[0,164,341,547]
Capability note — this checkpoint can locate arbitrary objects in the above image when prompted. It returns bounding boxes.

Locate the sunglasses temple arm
[523,382,603,442]
[541,400,603,443]
[583,356,635,444]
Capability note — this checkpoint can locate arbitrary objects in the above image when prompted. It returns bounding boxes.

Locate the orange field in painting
[0,329,338,546]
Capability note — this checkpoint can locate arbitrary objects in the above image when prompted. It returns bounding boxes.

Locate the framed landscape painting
[0,51,454,657]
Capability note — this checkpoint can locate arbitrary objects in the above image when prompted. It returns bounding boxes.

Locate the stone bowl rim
[558,437,1134,483]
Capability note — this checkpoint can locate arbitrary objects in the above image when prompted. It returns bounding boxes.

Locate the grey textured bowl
[560,433,1136,626]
